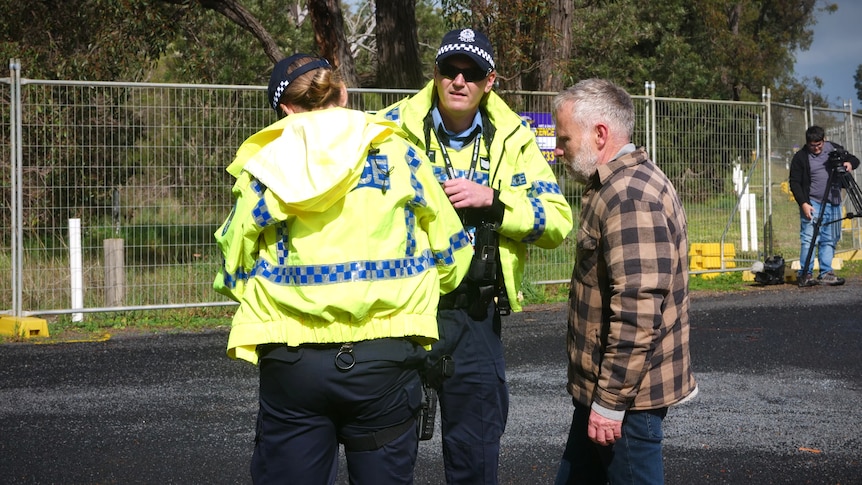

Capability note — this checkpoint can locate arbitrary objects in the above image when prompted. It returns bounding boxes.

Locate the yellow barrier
[0,316,50,338]
[689,243,736,279]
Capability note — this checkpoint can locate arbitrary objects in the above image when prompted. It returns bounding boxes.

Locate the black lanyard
[430,127,482,182]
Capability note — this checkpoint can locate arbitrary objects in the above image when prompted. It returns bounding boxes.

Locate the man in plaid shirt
[552,78,698,485]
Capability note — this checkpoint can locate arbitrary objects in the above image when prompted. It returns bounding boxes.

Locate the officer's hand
[443,178,493,209]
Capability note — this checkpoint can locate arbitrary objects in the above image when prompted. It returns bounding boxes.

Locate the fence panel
[7,80,272,315]
[650,98,768,273]
[1,79,10,311]
[768,102,808,260]
[4,72,862,319]
[812,106,862,251]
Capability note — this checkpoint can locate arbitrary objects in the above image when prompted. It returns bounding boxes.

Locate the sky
[793,1,862,108]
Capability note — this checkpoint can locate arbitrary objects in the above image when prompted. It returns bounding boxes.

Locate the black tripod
[800,152,862,286]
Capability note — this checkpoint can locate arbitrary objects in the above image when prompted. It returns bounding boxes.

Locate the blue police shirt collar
[431,105,483,150]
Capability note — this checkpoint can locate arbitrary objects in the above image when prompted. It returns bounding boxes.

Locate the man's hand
[443,178,493,209]
[587,409,622,446]
[801,202,815,220]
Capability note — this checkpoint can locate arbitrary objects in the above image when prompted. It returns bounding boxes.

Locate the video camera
[827,148,850,173]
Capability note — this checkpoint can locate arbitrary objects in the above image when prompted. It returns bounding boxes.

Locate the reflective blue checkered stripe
[532,180,563,196]
[405,146,422,170]
[405,146,428,257]
[275,224,289,265]
[436,229,472,266]
[405,208,417,256]
[431,165,489,186]
[250,250,434,285]
[383,106,400,122]
[250,179,276,228]
[520,180,561,243]
[406,146,427,206]
[521,197,546,243]
[220,260,249,289]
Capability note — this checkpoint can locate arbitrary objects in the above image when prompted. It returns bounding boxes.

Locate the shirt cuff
[591,401,625,422]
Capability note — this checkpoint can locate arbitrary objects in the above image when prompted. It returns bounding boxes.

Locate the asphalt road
[1,281,861,484]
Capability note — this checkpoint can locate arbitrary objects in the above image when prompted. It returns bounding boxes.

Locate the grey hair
[553,78,634,140]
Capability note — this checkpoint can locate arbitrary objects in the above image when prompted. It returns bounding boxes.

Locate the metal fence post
[845,99,861,248]
[763,87,774,256]
[10,59,22,319]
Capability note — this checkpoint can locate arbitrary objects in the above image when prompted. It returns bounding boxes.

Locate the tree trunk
[375,0,424,88]
[307,0,359,87]
[727,3,743,101]
[540,0,572,92]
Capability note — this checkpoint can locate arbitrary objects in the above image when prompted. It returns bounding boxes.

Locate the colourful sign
[520,112,556,164]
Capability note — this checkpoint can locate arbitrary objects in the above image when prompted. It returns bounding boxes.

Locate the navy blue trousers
[428,303,509,485]
[251,338,425,485]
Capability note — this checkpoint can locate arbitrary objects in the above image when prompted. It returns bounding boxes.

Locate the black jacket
[788,141,860,207]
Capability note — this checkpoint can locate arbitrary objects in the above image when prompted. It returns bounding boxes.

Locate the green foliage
[438,0,822,100]
[156,0,316,86]
[688,270,746,292]
[520,282,569,306]
[439,0,472,31]
[0,0,188,81]
[1,1,193,243]
[559,0,818,101]
[0,0,833,102]
[414,0,447,79]
[47,306,233,338]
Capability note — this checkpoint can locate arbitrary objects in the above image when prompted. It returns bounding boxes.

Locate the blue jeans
[555,403,667,485]
[798,200,842,276]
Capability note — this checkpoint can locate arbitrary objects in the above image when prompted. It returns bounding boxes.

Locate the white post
[740,192,750,252]
[749,194,758,252]
[732,164,742,195]
[69,218,84,322]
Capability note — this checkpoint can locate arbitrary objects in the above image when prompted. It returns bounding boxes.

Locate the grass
[5,259,862,344]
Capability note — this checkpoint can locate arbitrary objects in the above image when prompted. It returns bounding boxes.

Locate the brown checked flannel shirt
[566,147,697,416]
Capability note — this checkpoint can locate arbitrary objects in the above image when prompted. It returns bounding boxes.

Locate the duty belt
[438,291,472,310]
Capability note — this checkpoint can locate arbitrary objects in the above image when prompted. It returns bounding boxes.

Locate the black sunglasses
[438,63,488,82]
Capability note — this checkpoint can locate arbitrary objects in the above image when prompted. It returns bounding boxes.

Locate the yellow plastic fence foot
[689,242,736,279]
[0,316,50,338]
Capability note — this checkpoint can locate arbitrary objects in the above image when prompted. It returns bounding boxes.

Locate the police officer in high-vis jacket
[214,53,472,485]
[380,30,574,484]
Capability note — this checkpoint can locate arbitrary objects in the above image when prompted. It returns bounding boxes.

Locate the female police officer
[214,54,472,484]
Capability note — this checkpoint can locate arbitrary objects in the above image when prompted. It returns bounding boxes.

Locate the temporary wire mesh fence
[2,68,861,318]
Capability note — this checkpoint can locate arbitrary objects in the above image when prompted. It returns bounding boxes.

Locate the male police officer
[381,29,573,484]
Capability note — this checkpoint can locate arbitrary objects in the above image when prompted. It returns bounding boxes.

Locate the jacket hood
[243,108,395,213]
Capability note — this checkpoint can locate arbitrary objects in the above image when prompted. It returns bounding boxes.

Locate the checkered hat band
[436,43,495,70]
[270,59,331,110]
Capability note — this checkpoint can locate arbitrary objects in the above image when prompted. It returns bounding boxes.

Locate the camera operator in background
[789,125,860,287]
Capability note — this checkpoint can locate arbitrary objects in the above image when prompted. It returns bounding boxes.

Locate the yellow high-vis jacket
[380,82,574,311]
[214,108,472,364]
